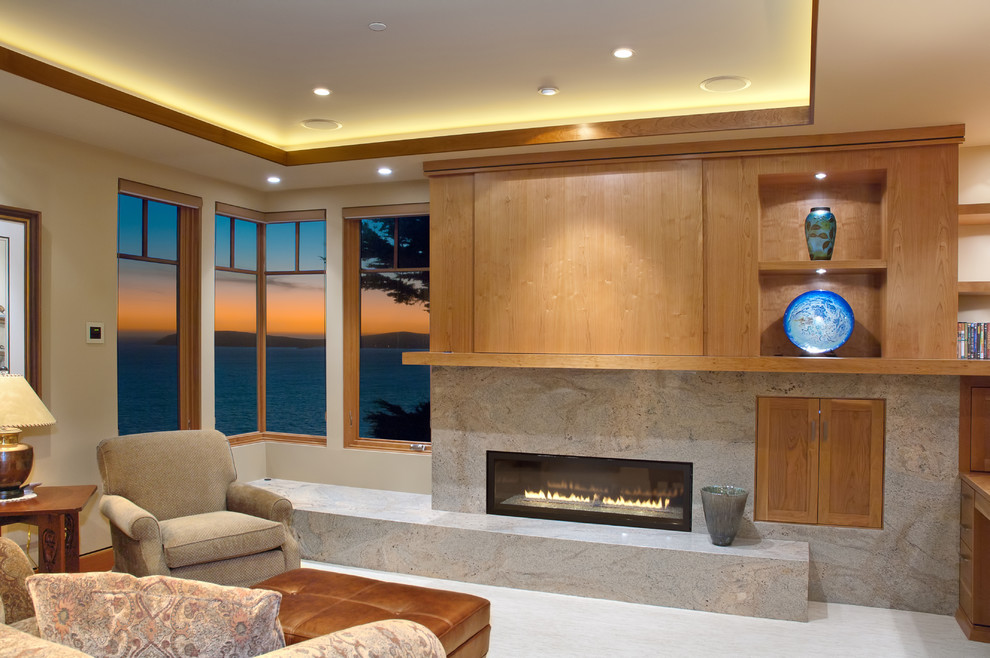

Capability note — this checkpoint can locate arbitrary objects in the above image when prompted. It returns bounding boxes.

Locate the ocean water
[117,341,179,435]
[359,348,430,438]
[119,341,426,439]
[215,345,327,436]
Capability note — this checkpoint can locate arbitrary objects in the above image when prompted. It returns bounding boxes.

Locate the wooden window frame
[117,181,201,431]
[342,203,431,452]
[215,204,327,447]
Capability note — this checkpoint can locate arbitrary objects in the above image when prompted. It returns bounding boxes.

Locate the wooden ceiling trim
[285,106,812,166]
[422,125,966,175]
[0,45,286,165]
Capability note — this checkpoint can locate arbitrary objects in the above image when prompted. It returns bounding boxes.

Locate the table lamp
[0,373,55,499]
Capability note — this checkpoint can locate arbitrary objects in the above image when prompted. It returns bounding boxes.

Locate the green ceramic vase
[804,207,836,260]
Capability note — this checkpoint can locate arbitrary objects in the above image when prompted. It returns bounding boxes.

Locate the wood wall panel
[429,175,475,352]
[703,158,759,356]
[884,144,958,359]
[473,161,704,354]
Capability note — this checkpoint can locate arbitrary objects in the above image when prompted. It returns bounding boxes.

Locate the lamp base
[0,428,33,501]
[0,486,26,500]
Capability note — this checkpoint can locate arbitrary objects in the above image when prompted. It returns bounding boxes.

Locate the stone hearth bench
[252,479,811,622]
[255,568,491,658]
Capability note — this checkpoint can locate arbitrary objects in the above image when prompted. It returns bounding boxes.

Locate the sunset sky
[117,259,176,339]
[121,262,427,339]
[361,288,429,336]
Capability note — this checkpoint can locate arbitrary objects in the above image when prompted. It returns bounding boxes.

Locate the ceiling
[0,1,987,190]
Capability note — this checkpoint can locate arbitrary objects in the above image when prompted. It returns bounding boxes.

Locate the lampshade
[0,374,55,428]
[0,373,54,500]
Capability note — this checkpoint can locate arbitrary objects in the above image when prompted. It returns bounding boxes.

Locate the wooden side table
[0,485,96,573]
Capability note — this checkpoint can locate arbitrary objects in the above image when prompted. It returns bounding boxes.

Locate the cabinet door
[817,399,884,528]
[756,397,819,523]
[971,388,990,472]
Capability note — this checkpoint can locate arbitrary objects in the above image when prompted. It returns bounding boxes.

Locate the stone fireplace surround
[430,367,960,615]
[259,367,959,621]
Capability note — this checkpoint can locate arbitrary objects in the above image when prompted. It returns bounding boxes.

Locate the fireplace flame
[523,489,670,510]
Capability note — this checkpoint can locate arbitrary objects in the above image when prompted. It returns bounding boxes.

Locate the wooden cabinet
[957,383,990,642]
[958,476,990,642]
[425,125,961,367]
[755,397,884,528]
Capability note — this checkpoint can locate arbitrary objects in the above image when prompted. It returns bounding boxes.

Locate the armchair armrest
[263,620,445,657]
[227,482,293,525]
[99,494,162,542]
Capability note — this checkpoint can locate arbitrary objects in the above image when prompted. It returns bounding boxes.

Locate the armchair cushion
[27,572,284,657]
[161,511,287,569]
[0,538,35,625]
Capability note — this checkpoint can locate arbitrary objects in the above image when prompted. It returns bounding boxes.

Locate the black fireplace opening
[487,451,692,532]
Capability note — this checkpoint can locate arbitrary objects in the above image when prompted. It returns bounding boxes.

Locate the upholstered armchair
[97,429,300,587]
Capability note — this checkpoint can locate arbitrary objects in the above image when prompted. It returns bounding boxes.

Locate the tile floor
[302,560,988,658]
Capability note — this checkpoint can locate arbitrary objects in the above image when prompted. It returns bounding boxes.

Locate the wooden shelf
[759,260,887,275]
[960,203,990,226]
[403,352,990,375]
[962,473,990,511]
[960,281,990,295]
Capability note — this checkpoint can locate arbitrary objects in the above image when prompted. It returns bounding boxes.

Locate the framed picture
[0,206,41,392]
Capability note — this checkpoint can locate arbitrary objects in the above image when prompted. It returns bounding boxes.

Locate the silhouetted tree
[367,400,430,443]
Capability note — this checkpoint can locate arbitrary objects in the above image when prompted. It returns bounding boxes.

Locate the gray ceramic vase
[700,485,748,546]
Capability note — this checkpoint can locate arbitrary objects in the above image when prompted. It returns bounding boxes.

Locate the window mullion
[257,221,267,434]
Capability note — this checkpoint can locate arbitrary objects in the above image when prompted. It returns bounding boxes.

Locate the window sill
[345,437,432,454]
[227,432,326,447]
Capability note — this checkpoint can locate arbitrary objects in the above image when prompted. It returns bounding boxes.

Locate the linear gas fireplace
[487,451,692,532]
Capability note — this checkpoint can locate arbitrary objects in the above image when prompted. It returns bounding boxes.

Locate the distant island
[157,331,324,348]
[156,330,428,349]
[360,331,429,349]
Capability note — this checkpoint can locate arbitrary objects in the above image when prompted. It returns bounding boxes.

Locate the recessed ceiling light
[815,172,827,180]
[312,87,331,96]
[369,22,387,31]
[267,176,281,184]
[377,167,393,176]
[538,86,559,96]
[300,119,342,131]
[613,47,635,59]
[816,268,827,275]
[699,75,752,92]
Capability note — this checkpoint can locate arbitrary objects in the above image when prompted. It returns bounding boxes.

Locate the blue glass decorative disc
[783,290,855,354]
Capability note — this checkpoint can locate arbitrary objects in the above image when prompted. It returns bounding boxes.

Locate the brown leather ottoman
[254,568,491,657]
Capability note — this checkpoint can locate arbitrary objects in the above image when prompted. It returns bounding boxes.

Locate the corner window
[214,207,326,443]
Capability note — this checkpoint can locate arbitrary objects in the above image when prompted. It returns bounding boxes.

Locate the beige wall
[0,120,431,560]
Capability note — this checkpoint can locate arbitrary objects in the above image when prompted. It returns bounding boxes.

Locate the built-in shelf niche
[959,203,990,324]
[757,169,888,358]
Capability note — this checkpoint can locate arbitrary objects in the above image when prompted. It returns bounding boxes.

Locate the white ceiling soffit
[0,0,814,165]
